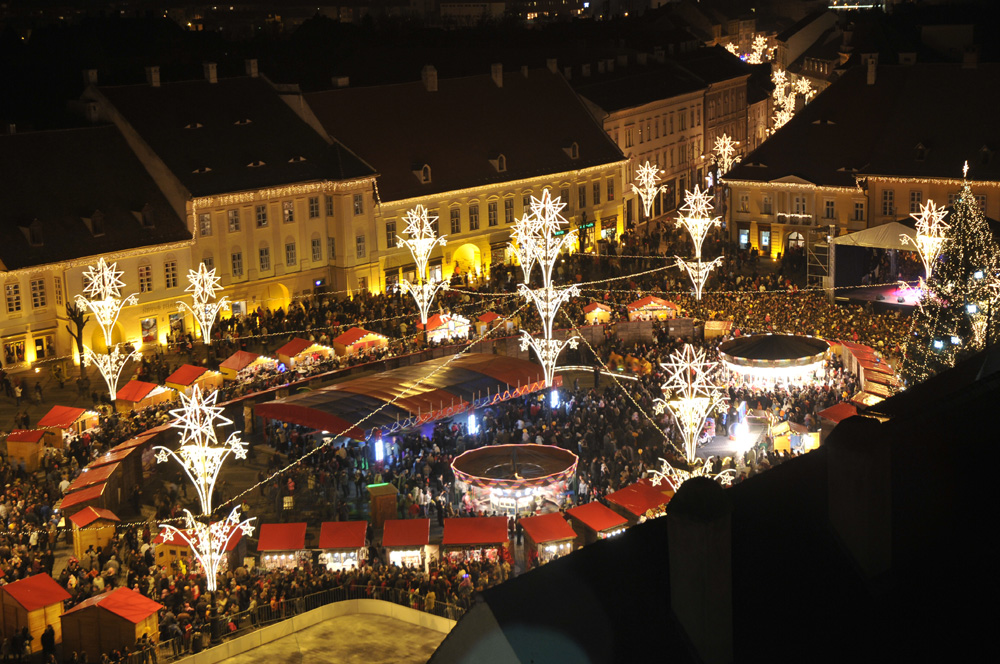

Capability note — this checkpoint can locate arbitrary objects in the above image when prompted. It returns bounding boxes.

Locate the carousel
[451,444,578,517]
[719,334,829,386]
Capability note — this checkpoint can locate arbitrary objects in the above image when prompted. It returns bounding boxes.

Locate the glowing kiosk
[719,334,829,386]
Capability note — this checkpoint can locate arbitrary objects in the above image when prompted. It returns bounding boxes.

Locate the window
[431,214,439,236]
[5,283,20,313]
[523,194,531,211]
[353,193,364,215]
[325,195,334,217]
[976,194,987,211]
[854,201,865,222]
[356,235,366,259]
[881,190,895,216]
[138,265,153,293]
[624,128,633,148]
[824,200,836,219]
[202,256,214,270]
[228,209,241,232]
[358,276,368,291]
[198,213,212,237]
[308,196,320,219]
[164,260,178,288]
[739,193,750,213]
[54,277,63,306]
[560,188,569,208]
[469,205,480,231]
[386,220,397,249]
[255,205,268,228]
[680,110,687,131]
[450,208,461,234]
[497,155,506,172]
[282,201,294,223]
[793,196,807,215]
[232,251,243,277]
[607,179,615,201]
[504,198,514,224]
[488,201,498,227]
[311,238,322,262]
[285,242,296,267]
[30,279,45,308]
[909,190,923,213]
[696,107,701,126]
[669,113,674,134]
[593,181,601,206]
[259,246,271,271]
[578,185,586,209]
[421,165,431,183]
[328,237,336,261]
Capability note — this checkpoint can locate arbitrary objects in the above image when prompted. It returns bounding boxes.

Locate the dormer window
[192,166,212,174]
[489,153,507,173]
[247,160,266,168]
[184,122,204,129]
[563,142,579,159]
[288,156,307,163]
[83,210,105,237]
[422,165,431,182]
[20,219,43,246]
[133,203,155,229]
[914,142,927,162]
[980,145,993,166]
[234,118,253,126]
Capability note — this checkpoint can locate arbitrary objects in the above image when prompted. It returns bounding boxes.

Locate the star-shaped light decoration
[632,161,665,219]
[396,204,449,325]
[178,262,230,343]
[185,263,225,303]
[676,185,722,260]
[81,257,127,301]
[647,456,738,492]
[901,199,950,282]
[747,34,768,64]
[82,343,141,403]
[157,507,255,592]
[713,134,741,176]
[653,345,727,463]
[724,43,739,56]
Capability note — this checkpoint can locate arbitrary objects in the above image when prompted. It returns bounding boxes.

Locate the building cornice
[722,178,858,194]
[191,177,378,210]
[1,239,196,278]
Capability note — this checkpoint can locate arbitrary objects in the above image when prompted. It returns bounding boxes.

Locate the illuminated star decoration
[675,256,724,301]
[396,204,449,326]
[900,199,950,282]
[647,456,737,492]
[631,161,666,219]
[157,508,255,592]
[746,34,769,64]
[653,345,727,463]
[178,263,230,342]
[676,185,722,260]
[769,68,813,134]
[713,134,741,176]
[80,257,127,301]
[724,43,739,56]
[83,344,141,406]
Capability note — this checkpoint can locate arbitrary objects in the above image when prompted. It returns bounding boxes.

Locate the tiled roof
[574,63,707,114]
[0,125,190,271]
[97,76,374,197]
[303,68,625,202]
[672,46,753,86]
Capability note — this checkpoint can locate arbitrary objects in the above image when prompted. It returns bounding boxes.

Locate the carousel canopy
[719,334,829,377]
[442,517,509,547]
[257,522,308,552]
[382,519,430,548]
[452,444,578,491]
[318,521,367,550]
[3,573,71,611]
[520,513,576,544]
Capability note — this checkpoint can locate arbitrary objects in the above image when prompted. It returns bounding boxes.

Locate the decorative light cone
[178,263,230,343]
[653,345,727,463]
[396,204,448,326]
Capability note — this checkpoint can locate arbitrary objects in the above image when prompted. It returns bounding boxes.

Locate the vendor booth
[219,350,277,380]
[66,462,124,513]
[317,521,367,571]
[475,312,513,337]
[441,517,510,563]
[1,573,71,653]
[37,405,99,443]
[70,506,119,561]
[704,320,733,340]
[583,302,612,326]
[627,296,678,321]
[382,519,431,570]
[817,402,858,444]
[276,337,335,368]
[90,446,143,495]
[772,420,820,453]
[60,588,162,663]
[5,429,58,472]
[114,380,175,412]
[418,313,471,344]
[332,328,388,358]
[520,513,577,566]
[606,481,673,525]
[151,530,191,570]
[368,483,399,529]
[567,502,628,546]
[59,483,109,513]
[164,364,223,395]
[257,522,310,569]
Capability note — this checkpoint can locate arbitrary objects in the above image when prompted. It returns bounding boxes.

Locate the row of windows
[736,194,867,222]
[638,141,703,173]
[620,108,702,149]
[5,276,64,314]
[197,194,365,237]
[879,189,988,217]
[228,238,334,278]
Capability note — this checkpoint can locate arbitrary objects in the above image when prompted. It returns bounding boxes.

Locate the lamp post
[900,199,949,283]
[396,205,449,327]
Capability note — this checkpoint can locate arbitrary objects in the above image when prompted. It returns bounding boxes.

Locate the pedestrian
[34,381,43,404]
[13,382,21,406]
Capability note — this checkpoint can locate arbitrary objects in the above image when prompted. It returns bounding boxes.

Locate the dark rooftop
[573,63,706,114]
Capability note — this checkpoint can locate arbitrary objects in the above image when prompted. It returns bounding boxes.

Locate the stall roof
[116,380,160,403]
[567,501,628,533]
[627,296,677,311]
[606,482,672,518]
[61,587,163,623]
[38,405,89,429]
[333,327,383,347]
[5,429,46,443]
[858,359,894,376]
[257,522,308,552]
[442,517,510,547]
[478,312,501,323]
[90,446,137,468]
[583,302,611,313]
[67,462,120,492]
[382,519,430,548]
[818,402,858,423]
[520,513,576,544]
[69,506,120,528]
[318,521,367,550]
[165,364,208,386]
[277,337,318,357]
[60,483,107,510]
[111,427,166,452]
[418,313,469,332]
[220,350,263,373]
[3,573,72,611]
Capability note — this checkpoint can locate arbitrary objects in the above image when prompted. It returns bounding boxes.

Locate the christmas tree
[902,167,1000,386]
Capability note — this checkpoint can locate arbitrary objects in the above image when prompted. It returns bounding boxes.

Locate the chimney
[563,66,572,80]
[546,57,558,74]
[204,62,218,84]
[145,66,160,87]
[617,54,628,68]
[828,417,891,578]
[654,46,665,64]
[668,478,733,664]
[331,75,350,88]
[963,46,978,69]
[866,54,877,85]
[582,63,591,77]
[245,58,259,78]
[82,69,98,86]
[491,63,503,88]
[637,52,648,66]
[421,65,438,92]
[521,65,529,78]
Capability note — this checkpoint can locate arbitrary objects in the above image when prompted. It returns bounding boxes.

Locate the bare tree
[60,301,89,379]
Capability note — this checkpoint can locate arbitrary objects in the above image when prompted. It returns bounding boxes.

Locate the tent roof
[442,517,509,546]
[257,522,308,552]
[583,302,611,313]
[219,350,264,372]
[5,429,46,443]
[478,312,501,323]
[333,327,383,346]
[116,380,160,403]
[2,573,71,611]
[165,364,208,386]
[38,405,89,429]
[627,295,677,311]
[62,587,163,623]
[382,519,430,548]
[318,521,367,550]
[276,337,317,357]
[520,513,576,544]
[831,221,917,250]
[69,506,120,528]
[60,483,107,510]
[606,482,672,518]
[67,462,119,492]
[567,501,628,533]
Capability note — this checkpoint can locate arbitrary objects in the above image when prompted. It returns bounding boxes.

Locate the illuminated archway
[451,243,482,281]
[89,324,123,354]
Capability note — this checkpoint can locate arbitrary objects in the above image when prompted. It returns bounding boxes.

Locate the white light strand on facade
[157,507,255,592]
[675,256,724,301]
[396,204,449,326]
[676,185,721,260]
[511,189,580,387]
[653,345,727,463]
[178,263,230,343]
[770,68,814,134]
[631,161,665,219]
[647,456,738,492]
[713,134,741,176]
[746,34,769,64]
[900,199,950,281]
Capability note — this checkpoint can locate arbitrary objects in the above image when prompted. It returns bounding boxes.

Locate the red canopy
[442,517,509,547]
[567,502,628,533]
[3,573,71,611]
[90,447,137,468]
[276,337,315,358]
[606,482,672,518]
[69,506,120,528]
[520,513,576,544]
[116,380,159,403]
[220,350,262,373]
[38,405,88,429]
[318,521,367,550]
[62,587,163,623]
[60,484,107,510]
[382,519,430,548]
[6,429,46,443]
[67,463,119,492]
[627,296,677,311]
[257,522,307,552]
[333,328,381,347]
[478,312,500,323]
[165,364,208,386]
[583,302,611,313]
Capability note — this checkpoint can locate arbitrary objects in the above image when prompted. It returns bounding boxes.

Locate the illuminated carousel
[452,444,578,516]
[719,334,830,386]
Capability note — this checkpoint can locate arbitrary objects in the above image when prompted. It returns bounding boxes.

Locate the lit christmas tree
[901,164,1000,386]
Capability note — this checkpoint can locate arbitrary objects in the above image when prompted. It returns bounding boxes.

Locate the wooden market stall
[606,481,673,525]
[89,445,143,495]
[0,573,71,653]
[4,429,58,472]
[59,483,109,513]
[417,313,471,344]
[626,296,679,322]
[772,420,821,454]
[520,512,577,567]
[382,519,432,570]
[164,364,223,395]
[66,462,124,514]
[37,405,99,444]
[257,522,309,569]
[332,328,388,358]
[475,311,511,337]
[566,502,628,547]
[441,517,510,564]
[704,320,734,340]
[114,380,175,413]
[276,337,335,368]
[583,302,612,326]
[60,587,162,662]
[817,402,858,444]
[219,350,277,380]
[367,483,399,529]
[317,521,367,571]
[70,506,120,561]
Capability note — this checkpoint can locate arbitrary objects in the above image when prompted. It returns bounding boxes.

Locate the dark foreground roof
[0,125,190,270]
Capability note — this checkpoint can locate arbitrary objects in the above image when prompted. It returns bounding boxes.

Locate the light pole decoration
[653,345,727,464]
[397,204,449,326]
[675,185,723,301]
[675,256,724,301]
[157,508,255,593]
[746,34,769,64]
[511,189,580,388]
[713,134,741,177]
[75,258,141,402]
[632,160,665,220]
[178,263,230,343]
[770,69,814,134]
[647,456,737,492]
[901,199,950,282]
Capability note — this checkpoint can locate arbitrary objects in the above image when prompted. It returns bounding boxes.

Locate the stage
[837,284,920,311]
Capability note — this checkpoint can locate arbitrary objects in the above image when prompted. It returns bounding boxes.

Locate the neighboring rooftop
[573,62,707,114]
